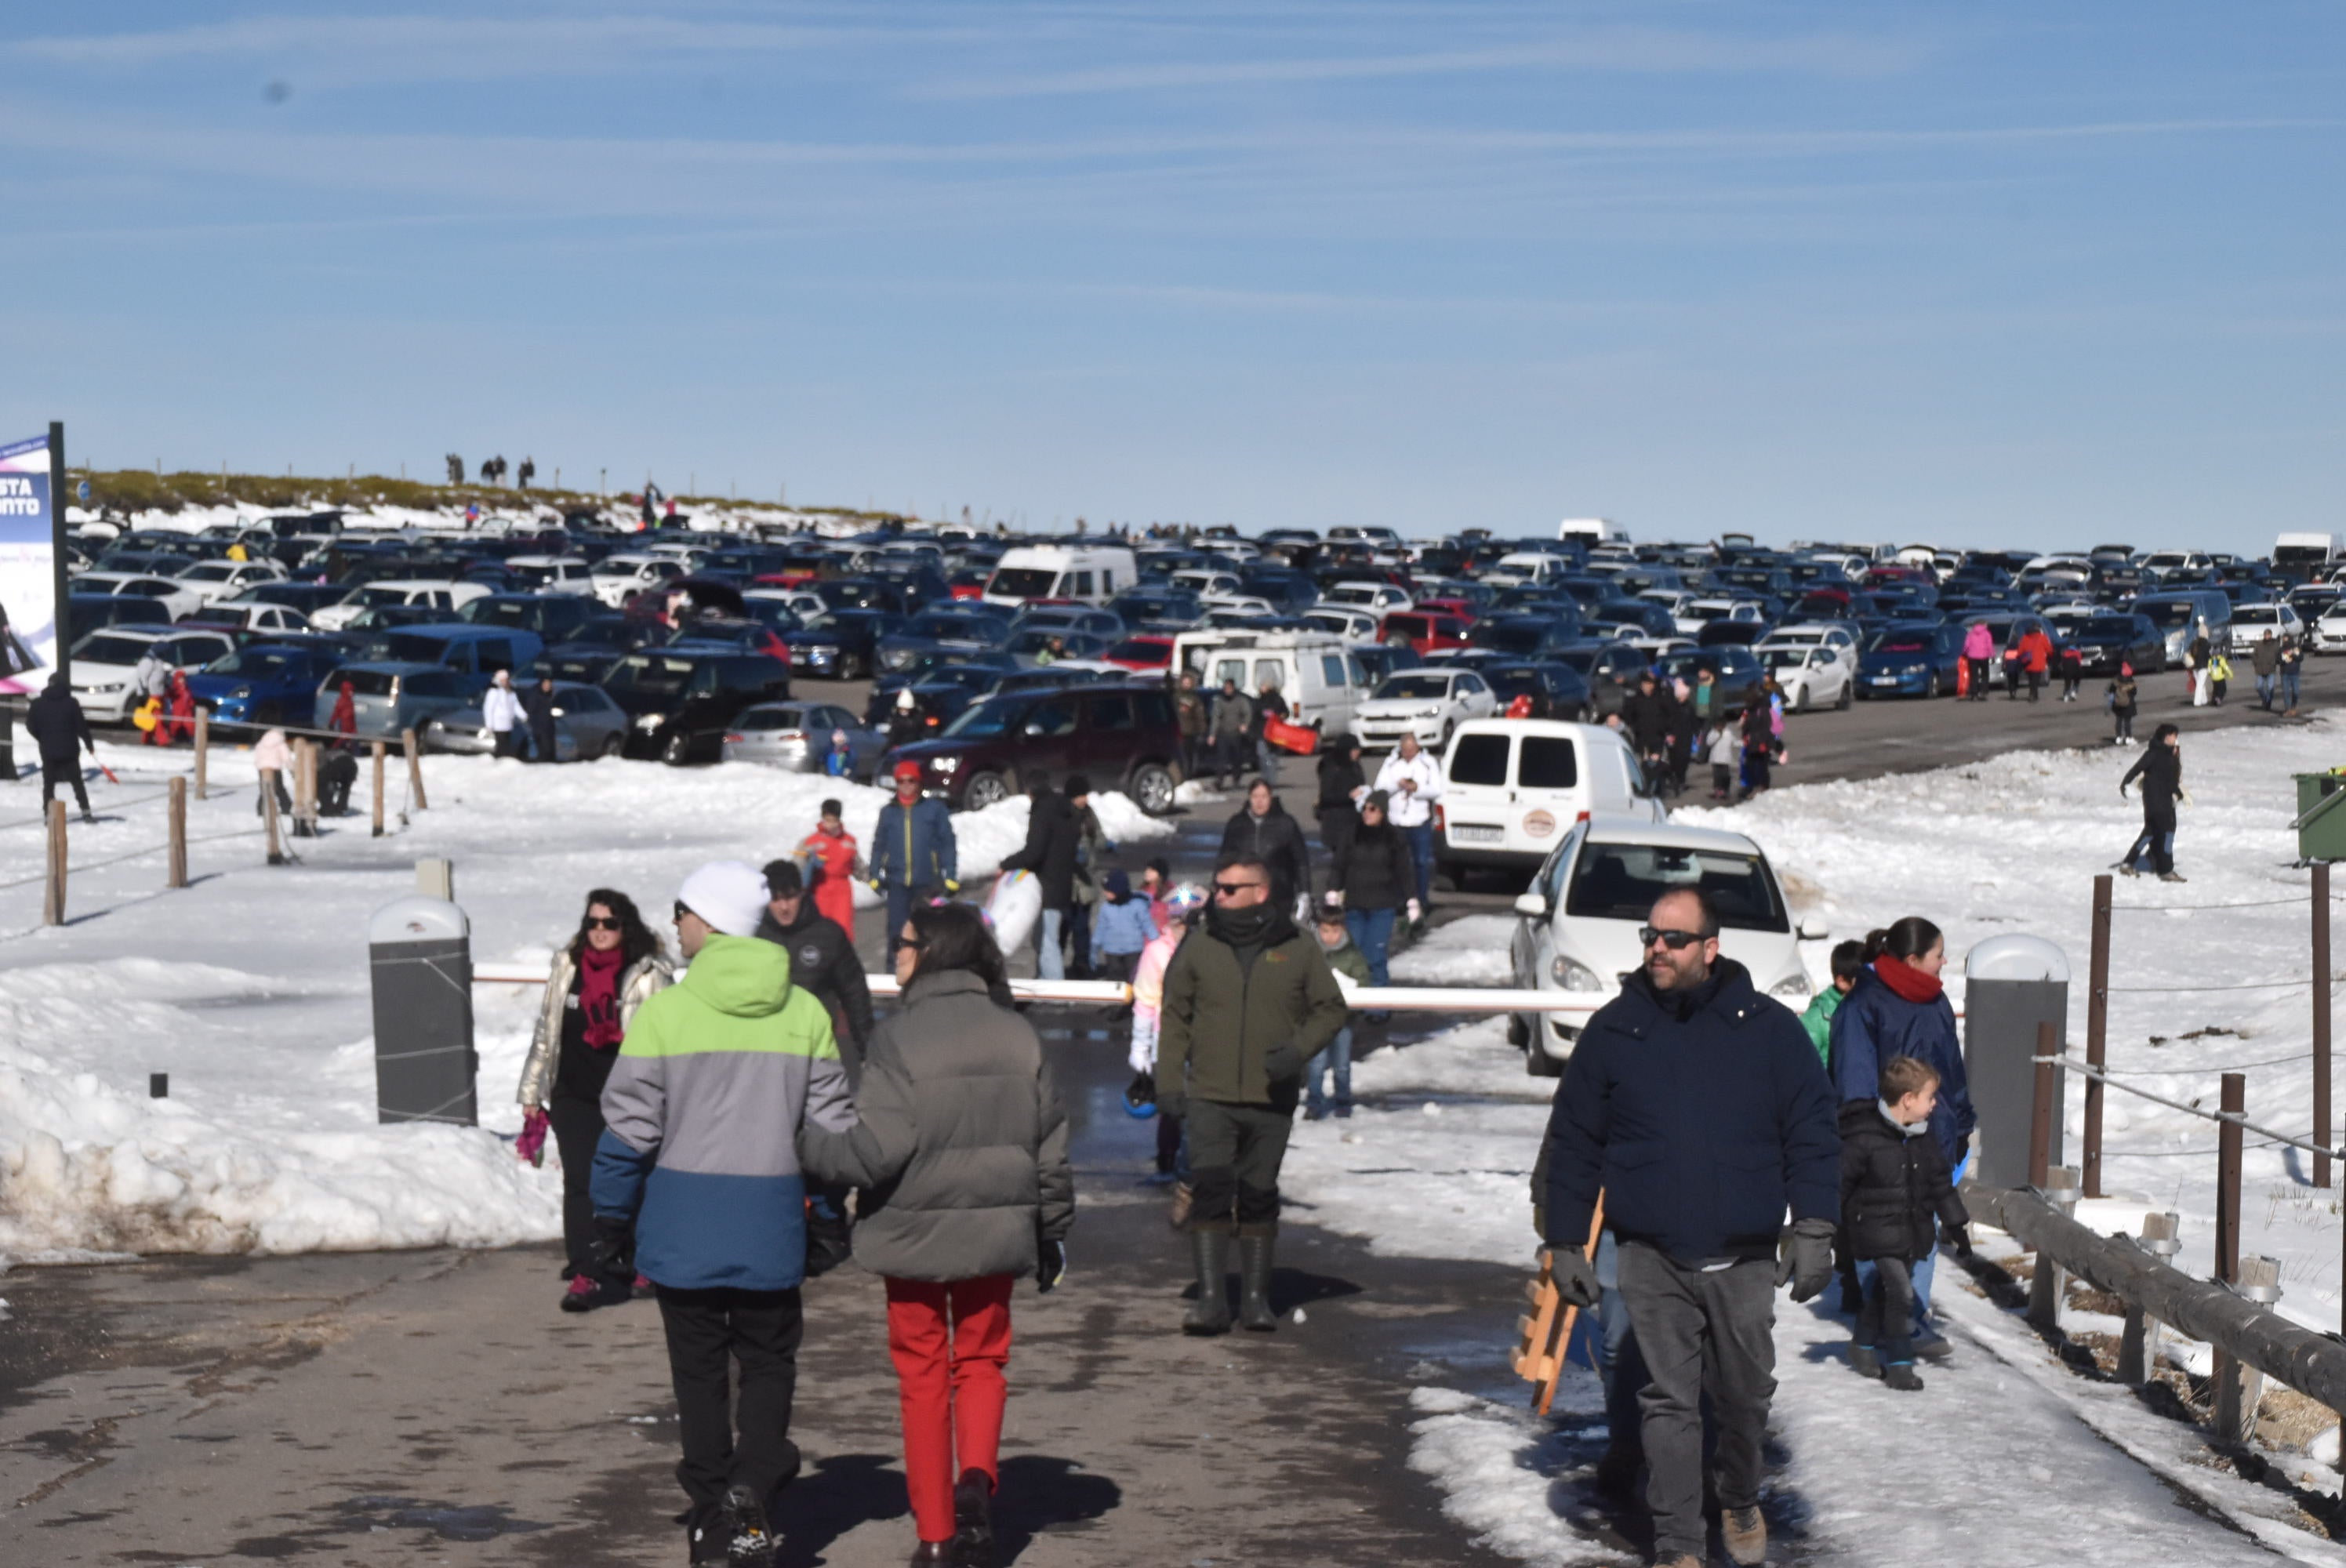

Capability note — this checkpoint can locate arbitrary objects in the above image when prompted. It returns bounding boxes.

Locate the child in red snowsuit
[797,799,861,937]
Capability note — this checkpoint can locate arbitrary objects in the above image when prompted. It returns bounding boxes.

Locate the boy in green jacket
[1801,939,1866,1064]
[1306,898,1373,1121]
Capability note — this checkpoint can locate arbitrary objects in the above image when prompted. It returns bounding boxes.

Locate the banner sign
[0,432,57,695]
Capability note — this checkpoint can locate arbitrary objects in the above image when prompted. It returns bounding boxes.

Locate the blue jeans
[2257,673,2276,707]
[1306,1025,1353,1114]
[1402,822,1435,905]
[1345,908,1395,986]
[1037,907,1066,981]
[2129,829,2176,877]
[2284,667,2302,708]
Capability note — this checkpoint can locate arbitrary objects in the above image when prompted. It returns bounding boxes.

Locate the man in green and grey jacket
[1156,851,1347,1335]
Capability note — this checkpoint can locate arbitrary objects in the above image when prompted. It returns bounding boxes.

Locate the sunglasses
[673,902,694,925]
[1638,927,1708,951]
[583,916,621,931]
[1213,880,1265,897]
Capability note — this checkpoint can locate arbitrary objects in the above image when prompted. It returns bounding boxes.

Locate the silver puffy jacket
[515,947,674,1107]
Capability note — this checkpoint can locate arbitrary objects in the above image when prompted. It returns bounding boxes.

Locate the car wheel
[661,731,693,766]
[1438,723,1454,750]
[1525,1044,1563,1079]
[962,770,1011,811]
[1836,679,1852,710]
[1923,671,1941,699]
[599,734,623,759]
[1129,763,1176,815]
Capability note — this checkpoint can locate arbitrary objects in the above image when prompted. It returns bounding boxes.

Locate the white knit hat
[677,860,769,938]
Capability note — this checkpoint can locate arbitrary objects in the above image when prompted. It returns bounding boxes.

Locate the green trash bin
[2293,773,2346,862]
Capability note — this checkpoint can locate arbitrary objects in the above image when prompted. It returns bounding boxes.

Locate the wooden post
[403,728,427,811]
[2216,1072,2245,1285]
[2085,873,2112,1197]
[2028,1164,2079,1333]
[193,706,209,800]
[2119,1210,2181,1384]
[43,800,66,926]
[2315,863,2332,1189]
[2215,1255,2282,1446]
[2029,1022,2057,1190]
[262,770,285,866]
[371,741,387,837]
[294,739,318,838]
[166,776,187,889]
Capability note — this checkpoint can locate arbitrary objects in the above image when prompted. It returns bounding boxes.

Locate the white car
[1673,597,1767,639]
[1508,815,1825,1074]
[591,553,688,608]
[70,569,209,623]
[1170,568,1244,599]
[2315,604,2346,655]
[1302,608,1381,641]
[1753,627,1858,711]
[198,601,314,636]
[310,579,490,631]
[172,558,288,604]
[2225,601,2304,655]
[507,555,596,595]
[744,587,826,623]
[68,626,238,719]
[1353,667,1499,750]
[1322,580,1414,615]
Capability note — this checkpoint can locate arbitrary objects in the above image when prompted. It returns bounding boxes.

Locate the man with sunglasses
[1155,852,1347,1334]
[1537,887,1839,1568]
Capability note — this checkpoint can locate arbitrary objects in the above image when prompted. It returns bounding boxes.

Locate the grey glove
[1777,1217,1837,1302]
[1549,1246,1602,1310]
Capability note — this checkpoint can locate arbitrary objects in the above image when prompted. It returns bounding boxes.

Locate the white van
[982,545,1138,608]
[2275,533,2343,575]
[507,555,595,595]
[1170,629,1369,732]
[1484,552,1574,588]
[1435,718,1661,879]
[1558,517,1628,547]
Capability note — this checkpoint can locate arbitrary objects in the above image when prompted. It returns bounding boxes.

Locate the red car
[1378,610,1474,655]
[1411,596,1484,627]
[946,568,991,601]
[1104,634,1175,673]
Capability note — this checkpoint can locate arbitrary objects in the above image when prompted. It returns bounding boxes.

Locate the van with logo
[980,545,1138,609]
[1434,717,1661,880]
[1168,628,1371,733]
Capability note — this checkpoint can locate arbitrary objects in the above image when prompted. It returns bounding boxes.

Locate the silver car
[420,682,630,760]
[721,701,888,778]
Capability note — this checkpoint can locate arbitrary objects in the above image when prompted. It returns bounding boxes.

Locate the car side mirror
[1514,891,1550,919]
[1797,918,1828,942]
[1022,721,1047,738]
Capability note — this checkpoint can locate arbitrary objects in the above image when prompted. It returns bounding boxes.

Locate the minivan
[981,545,1138,609]
[1169,630,1371,733]
[2131,590,2232,664]
[371,626,545,695]
[1436,718,1661,881]
[314,661,474,737]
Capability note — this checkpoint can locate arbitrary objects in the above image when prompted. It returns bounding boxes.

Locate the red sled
[1265,716,1321,756]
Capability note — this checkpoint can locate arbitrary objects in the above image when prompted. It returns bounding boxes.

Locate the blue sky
[3,3,2341,547]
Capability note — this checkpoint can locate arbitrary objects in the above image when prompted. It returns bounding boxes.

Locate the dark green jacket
[1157,906,1348,1106]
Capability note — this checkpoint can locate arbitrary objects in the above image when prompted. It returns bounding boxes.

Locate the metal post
[2316,863,2332,1189]
[403,728,427,811]
[262,770,284,865]
[371,741,386,837]
[2029,1022,2057,1190]
[166,775,187,888]
[43,799,66,925]
[193,706,209,799]
[2085,873,2112,1197]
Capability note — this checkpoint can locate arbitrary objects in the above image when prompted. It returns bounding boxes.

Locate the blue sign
[77,477,89,503]
[0,432,59,693]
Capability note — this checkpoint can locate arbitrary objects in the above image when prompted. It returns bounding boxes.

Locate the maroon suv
[880,681,1185,814]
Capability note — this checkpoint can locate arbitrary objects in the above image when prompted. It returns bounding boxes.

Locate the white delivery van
[1170,629,1369,734]
[1434,718,1662,879]
[2275,533,2344,575]
[1558,517,1628,547]
[981,545,1138,608]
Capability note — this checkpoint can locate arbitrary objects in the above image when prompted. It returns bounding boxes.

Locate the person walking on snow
[2056,641,2084,702]
[2017,622,2054,702]
[2187,619,2213,707]
[24,672,97,821]
[999,772,1086,981]
[1130,884,1208,1185]
[1314,732,1367,871]
[1826,916,1976,1363]
[797,902,1073,1568]
[1373,730,1444,921]
[1841,1054,1973,1390]
[2108,662,2138,745]
[2119,724,2187,881]
[1539,887,1840,1568]
[871,763,957,964]
[2253,630,2282,711]
[1155,853,1347,1335]
[1962,619,1994,701]
[1220,775,1311,912]
[482,670,527,759]
[793,800,861,936]
[2280,633,2304,715]
[514,889,673,1312]
[1306,898,1371,1119]
[1326,790,1417,989]
[522,674,561,762]
[591,861,855,1568]
[757,858,872,1282]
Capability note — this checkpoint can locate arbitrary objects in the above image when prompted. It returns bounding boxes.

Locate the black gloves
[590,1214,635,1279]
[1263,1041,1306,1083]
[1945,1226,1974,1261]
[1123,1071,1157,1112]
[1036,1227,1067,1294]
[1549,1246,1602,1310]
[1778,1218,1837,1302]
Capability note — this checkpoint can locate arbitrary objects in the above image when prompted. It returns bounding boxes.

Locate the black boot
[1182,1229,1232,1334]
[1237,1230,1278,1331]
[951,1468,995,1568]
[720,1483,776,1568]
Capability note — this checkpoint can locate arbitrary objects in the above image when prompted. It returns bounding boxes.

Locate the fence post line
[295,739,318,838]
[2086,873,2112,1197]
[2315,862,2332,1190]
[2029,1021,2057,1190]
[403,728,427,811]
[43,799,66,925]
[167,776,187,889]
[262,770,285,866]
[193,707,209,800]
[371,742,387,837]
[2216,1071,2244,1285]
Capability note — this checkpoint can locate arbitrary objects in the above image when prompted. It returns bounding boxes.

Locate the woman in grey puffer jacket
[801,901,1073,1568]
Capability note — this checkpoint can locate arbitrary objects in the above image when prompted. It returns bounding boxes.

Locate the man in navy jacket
[1540,887,1840,1568]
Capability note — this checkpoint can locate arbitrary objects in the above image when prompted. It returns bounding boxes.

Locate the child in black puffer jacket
[1841,1054,1971,1390]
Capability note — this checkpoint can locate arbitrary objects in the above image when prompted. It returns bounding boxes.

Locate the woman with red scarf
[1825,916,1974,1363]
[514,890,674,1312]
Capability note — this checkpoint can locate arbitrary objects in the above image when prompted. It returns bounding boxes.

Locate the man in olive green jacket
[1156,852,1347,1335]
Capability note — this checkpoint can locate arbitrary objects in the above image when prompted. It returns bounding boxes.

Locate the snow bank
[1389,913,1517,985]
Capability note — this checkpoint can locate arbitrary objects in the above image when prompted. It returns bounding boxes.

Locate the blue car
[874,607,1015,677]
[1855,622,1964,699]
[185,643,348,729]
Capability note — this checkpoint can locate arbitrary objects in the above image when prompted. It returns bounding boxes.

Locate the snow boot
[1913,1331,1953,1363]
[951,1468,995,1568]
[1237,1230,1278,1331]
[721,1484,776,1567]
[1883,1362,1924,1392]
[2159,871,2188,883]
[1723,1505,1767,1566]
[1847,1341,1882,1379]
[906,1545,950,1565]
[1183,1229,1233,1335]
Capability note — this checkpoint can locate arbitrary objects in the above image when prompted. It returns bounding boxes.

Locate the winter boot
[1723,1505,1767,1566]
[1883,1362,1924,1392]
[950,1468,995,1568]
[1182,1229,1233,1335]
[1237,1229,1278,1331]
[721,1483,777,1567]
[1847,1341,1882,1379]
[1913,1330,1953,1363]
[2159,871,2188,884]
[1592,1443,1640,1501]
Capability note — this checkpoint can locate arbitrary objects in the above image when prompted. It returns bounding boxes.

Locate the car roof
[1582,812,1767,854]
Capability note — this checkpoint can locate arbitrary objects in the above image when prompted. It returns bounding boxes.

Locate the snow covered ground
[0,739,1168,1265]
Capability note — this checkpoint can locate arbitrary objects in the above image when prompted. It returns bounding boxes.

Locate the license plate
[1870,676,1898,685]
[1450,824,1504,844]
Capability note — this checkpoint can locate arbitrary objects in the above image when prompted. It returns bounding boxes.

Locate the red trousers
[884,1273,1014,1543]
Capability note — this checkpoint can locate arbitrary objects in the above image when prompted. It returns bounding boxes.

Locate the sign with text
[0,432,58,694]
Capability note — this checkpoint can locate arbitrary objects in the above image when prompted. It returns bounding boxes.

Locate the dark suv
[881,681,1185,814]
[603,649,794,764]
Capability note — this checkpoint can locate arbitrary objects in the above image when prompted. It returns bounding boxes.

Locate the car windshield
[2137,600,2200,629]
[1566,843,1786,932]
[1550,649,1599,673]
[76,634,158,664]
[606,654,698,695]
[1474,622,1547,654]
[1763,647,1814,670]
[2079,619,2137,637]
[206,651,307,677]
[329,667,399,696]
[1374,673,1455,700]
[941,697,1022,739]
[1865,631,1932,654]
[907,613,987,639]
[987,568,1058,598]
[1658,653,1728,683]
[356,586,416,606]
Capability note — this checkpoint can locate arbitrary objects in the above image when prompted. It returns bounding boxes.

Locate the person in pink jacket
[1128,884,1208,1186]
[1962,621,1994,702]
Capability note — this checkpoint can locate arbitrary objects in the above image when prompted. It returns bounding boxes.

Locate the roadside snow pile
[1389,914,1517,985]
[1406,1388,1629,1568]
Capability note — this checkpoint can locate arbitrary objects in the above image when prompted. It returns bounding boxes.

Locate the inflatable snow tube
[986,868,1044,955]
